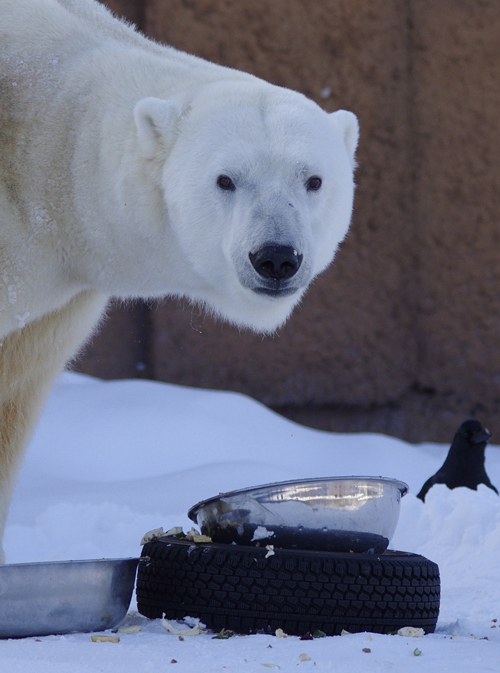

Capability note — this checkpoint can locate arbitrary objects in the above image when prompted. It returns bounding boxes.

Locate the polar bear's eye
[306,176,322,191]
[217,175,236,191]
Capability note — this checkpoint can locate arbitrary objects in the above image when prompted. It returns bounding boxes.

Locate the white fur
[0,0,358,561]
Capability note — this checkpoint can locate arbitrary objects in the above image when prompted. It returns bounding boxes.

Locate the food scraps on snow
[140,527,165,545]
[212,629,236,639]
[114,625,142,634]
[398,627,425,638]
[161,615,206,636]
[140,526,212,545]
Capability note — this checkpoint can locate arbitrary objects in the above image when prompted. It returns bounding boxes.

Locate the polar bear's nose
[249,245,303,281]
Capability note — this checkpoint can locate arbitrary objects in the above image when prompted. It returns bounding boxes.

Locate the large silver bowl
[188,476,408,554]
[0,557,139,639]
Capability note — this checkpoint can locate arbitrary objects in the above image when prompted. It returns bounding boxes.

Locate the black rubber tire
[136,538,440,636]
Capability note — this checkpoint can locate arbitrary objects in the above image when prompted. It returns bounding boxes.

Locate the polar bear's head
[134,81,358,332]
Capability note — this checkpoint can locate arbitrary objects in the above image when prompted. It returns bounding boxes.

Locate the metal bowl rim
[188,476,409,522]
[0,557,140,571]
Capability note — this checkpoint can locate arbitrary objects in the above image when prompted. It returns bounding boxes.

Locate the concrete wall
[77,0,500,443]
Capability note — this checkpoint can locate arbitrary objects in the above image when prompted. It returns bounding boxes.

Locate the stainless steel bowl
[188,477,408,554]
[0,557,139,639]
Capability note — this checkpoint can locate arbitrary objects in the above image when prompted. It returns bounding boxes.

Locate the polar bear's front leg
[0,290,107,563]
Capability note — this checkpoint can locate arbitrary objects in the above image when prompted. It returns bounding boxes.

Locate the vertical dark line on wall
[135,0,147,34]
[134,300,154,379]
[404,0,421,389]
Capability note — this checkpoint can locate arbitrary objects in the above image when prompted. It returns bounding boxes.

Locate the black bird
[417,419,498,502]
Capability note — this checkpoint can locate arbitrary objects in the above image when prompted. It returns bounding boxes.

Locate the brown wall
[77,0,500,443]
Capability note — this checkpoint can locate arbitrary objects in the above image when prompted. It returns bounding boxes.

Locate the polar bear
[0,0,359,561]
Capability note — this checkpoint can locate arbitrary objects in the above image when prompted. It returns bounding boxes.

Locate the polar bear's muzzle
[248,244,303,297]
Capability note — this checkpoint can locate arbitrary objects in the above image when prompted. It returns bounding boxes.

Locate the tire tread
[137,538,440,635]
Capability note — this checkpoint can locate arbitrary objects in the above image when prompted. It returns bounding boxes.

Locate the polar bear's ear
[330,110,359,168]
[134,97,182,159]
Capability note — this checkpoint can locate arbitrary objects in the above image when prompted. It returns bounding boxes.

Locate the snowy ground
[2,372,500,672]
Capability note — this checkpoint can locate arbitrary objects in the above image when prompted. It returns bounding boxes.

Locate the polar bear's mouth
[252,286,300,298]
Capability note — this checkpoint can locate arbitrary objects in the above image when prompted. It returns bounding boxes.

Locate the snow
[2,372,500,672]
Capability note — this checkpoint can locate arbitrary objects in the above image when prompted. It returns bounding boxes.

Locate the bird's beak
[472,430,492,444]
